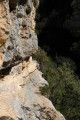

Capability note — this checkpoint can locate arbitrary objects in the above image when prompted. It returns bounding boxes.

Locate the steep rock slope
[0,0,38,69]
[0,57,65,120]
[0,0,65,120]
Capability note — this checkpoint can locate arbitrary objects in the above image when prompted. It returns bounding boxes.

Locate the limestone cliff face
[0,0,65,120]
[0,58,65,120]
[0,0,38,69]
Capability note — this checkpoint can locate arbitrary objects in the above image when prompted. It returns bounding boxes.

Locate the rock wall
[0,0,39,69]
[0,0,65,120]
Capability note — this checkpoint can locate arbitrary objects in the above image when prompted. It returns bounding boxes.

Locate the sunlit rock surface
[0,0,38,69]
[0,58,65,120]
[0,0,65,120]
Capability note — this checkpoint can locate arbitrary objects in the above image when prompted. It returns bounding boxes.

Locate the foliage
[33,47,80,120]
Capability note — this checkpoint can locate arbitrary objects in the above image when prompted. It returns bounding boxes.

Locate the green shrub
[33,47,80,120]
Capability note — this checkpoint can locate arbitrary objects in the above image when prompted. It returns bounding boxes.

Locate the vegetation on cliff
[33,47,80,120]
[34,1,80,119]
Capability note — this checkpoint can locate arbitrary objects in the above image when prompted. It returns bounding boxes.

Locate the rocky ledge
[0,0,65,120]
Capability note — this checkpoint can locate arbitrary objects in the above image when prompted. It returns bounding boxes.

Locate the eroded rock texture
[0,0,39,69]
[0,58,65,120]
[0,0,65,120]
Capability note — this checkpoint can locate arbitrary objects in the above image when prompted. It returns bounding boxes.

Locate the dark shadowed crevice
[9,0,18,12]
[0,56,30,79]
[0,67,11,79]
[18,0,26,6]
[0,116,14,120]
